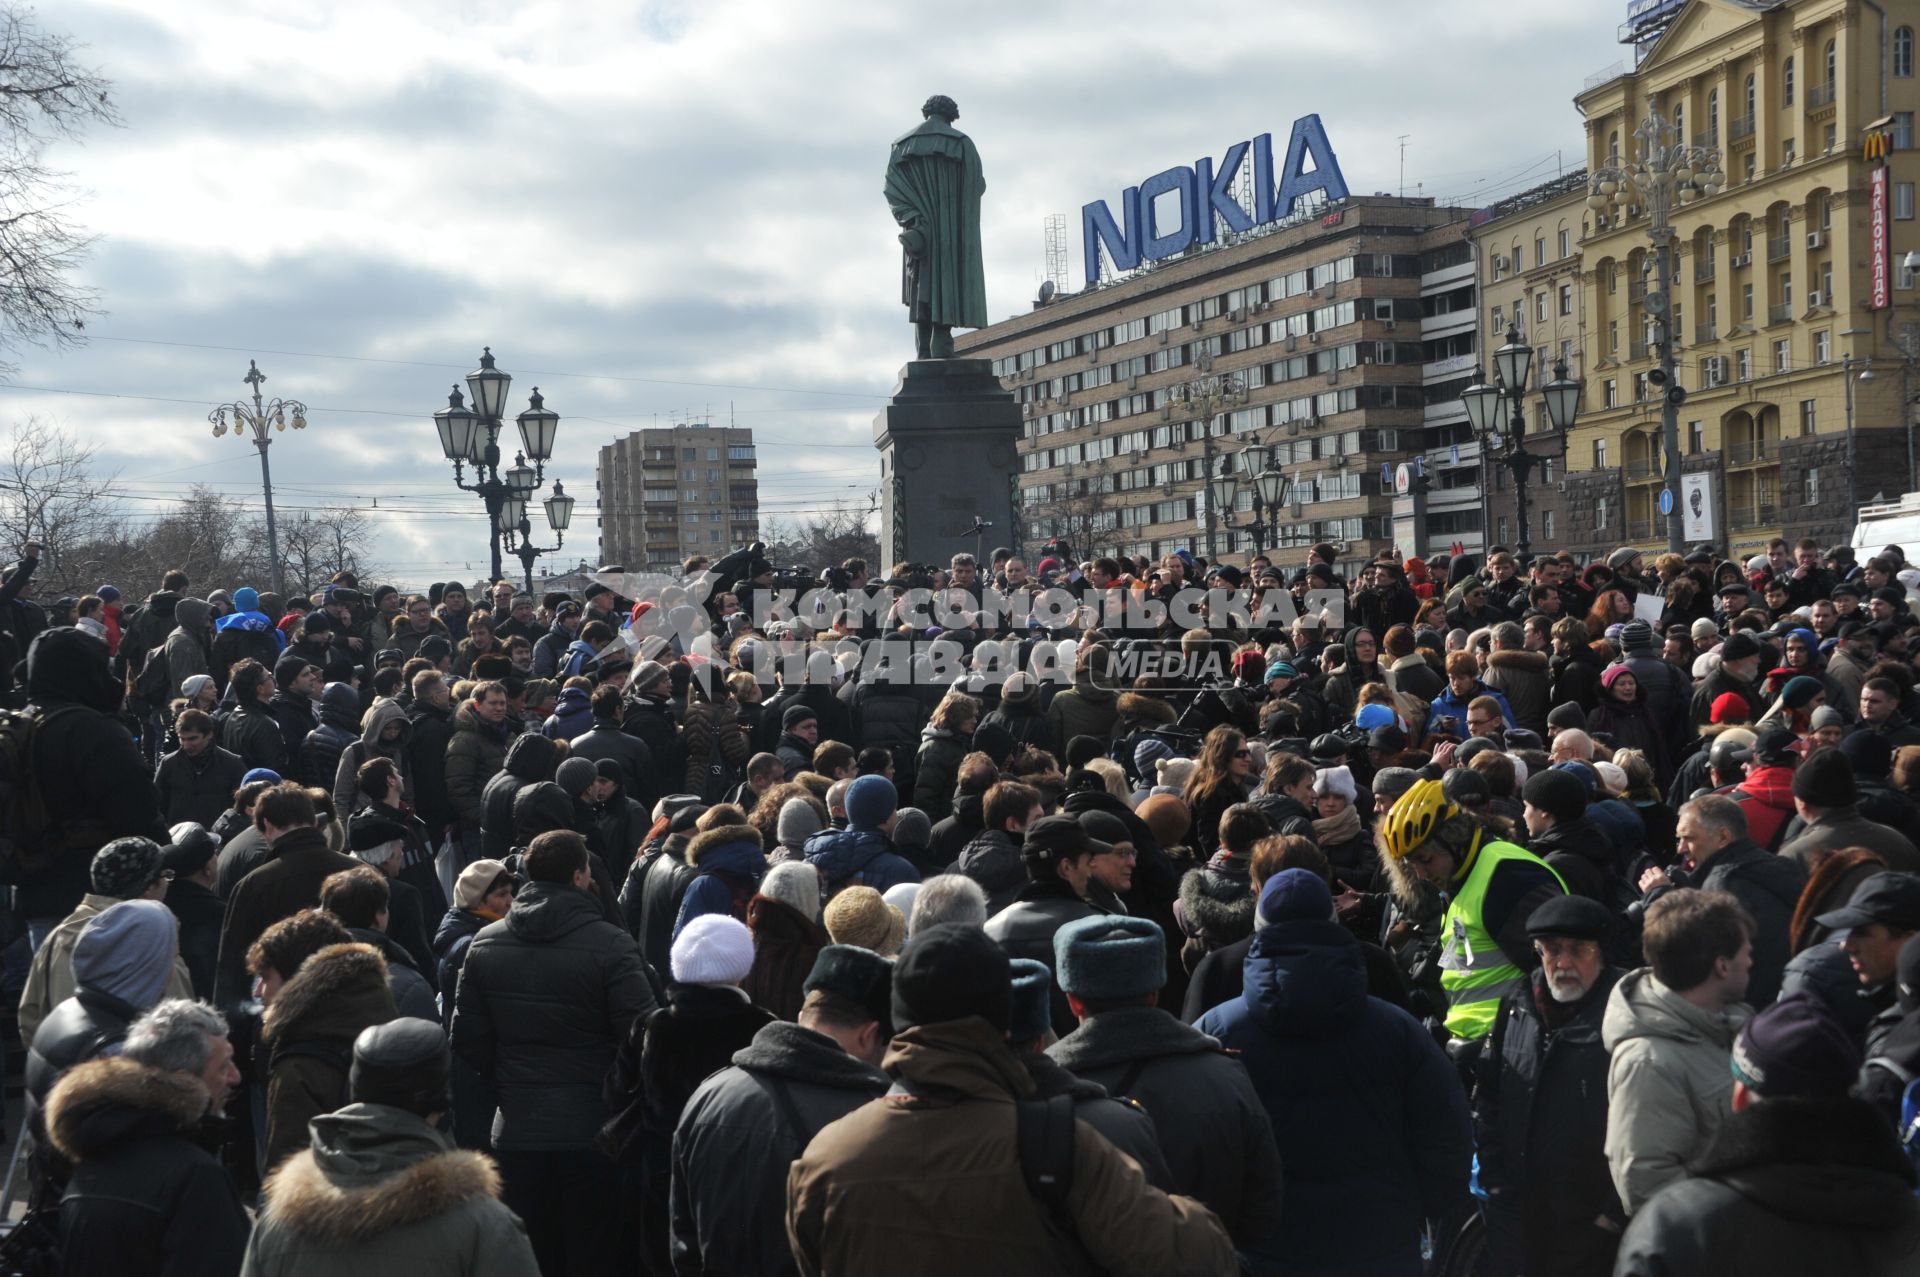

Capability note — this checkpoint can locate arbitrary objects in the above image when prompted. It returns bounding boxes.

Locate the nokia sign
[1080,115,1350,286]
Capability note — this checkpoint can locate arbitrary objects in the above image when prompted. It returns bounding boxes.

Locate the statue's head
[922,95,959,122]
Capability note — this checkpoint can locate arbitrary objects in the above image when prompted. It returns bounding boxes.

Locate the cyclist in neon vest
[1380,778,1566,1039]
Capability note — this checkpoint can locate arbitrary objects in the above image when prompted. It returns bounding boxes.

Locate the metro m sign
[1871,165,1891,311]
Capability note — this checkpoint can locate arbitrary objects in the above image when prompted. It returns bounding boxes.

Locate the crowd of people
[2,530,1920,1275]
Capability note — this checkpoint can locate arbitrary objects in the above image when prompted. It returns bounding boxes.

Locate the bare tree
[762,498,880,572]
[0,415,121,593]
[0,6,120,371]
[276,505,383,597]
[1025,468,1120,562]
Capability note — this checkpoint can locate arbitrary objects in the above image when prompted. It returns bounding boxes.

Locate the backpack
[0,706,85,883]
[131,645,171,707]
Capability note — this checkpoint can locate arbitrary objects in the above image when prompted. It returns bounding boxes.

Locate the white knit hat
[670,914,755,986]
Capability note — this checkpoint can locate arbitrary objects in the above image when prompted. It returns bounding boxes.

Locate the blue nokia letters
[1081,115,1350,286]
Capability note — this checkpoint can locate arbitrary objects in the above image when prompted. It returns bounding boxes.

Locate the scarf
[1312,803,1363,847]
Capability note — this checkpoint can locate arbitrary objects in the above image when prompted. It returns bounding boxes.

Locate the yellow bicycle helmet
[1380,778,1459,861]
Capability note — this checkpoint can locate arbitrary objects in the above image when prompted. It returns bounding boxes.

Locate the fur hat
[802,943,893,1032]
[824,886,905,956]
[1007,957,1054,1043]
[1053,915,1165,1000]
[670,914,756,986]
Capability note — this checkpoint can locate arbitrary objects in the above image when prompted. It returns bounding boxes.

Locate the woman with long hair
[1583,586,1635,638]
[1183,724,1254,856]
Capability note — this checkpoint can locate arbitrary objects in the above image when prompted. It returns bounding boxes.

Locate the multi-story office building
[596,423,759,571]
[1467,171,1591,556]
[1564,0,1920,559]
[958,195,1482,574]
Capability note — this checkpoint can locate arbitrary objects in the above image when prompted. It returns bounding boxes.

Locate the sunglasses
[1234,748,1252,759]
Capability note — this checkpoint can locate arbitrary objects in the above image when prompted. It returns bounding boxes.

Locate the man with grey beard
[1469,895,1626,1277]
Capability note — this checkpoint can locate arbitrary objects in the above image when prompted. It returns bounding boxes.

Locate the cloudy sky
[19,0,1637,590]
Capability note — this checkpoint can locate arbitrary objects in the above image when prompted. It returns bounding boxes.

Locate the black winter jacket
[670,1020,889,1276]
[404,698,456,834]
[567,716,655,804]
[1529,815,1615,908]
[43,1058,249,1277]
[1674,837,1807,1007]
[268,690,317,781]
[153,744,246,830]
[219,697,287,774]
[1048,1005,1283,1247]
[451,881,657,1151]
[299,684,362,795]
[1472,968,1625,1275]
[1613,1096,1920,1277]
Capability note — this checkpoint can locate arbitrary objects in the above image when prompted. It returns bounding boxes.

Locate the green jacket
[243,1102,538,1277]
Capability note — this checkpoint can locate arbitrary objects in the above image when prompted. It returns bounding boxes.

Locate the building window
[1800,399,1818,435]
[706,447,719,460]
[1593,439,1608,469]
[1596,496,1610,529]
[1558,228,1571,257]
[1609,319,1619,353]
[1742,283,1754,320]
[1536,292,1548,324]
[1784,55,1795,103]
[1688,420,1704,453]
[1497,516,1510,544]
[1535,236,1546,265]
[1543,510,1556,540]
[1806,467,1821,505]
[1559,284,1573,316]
[1825,39,1836,86]
[1773,339,1790,373]
[1899,27,1915,77]
[1782,138,1796,166]
[1744,72,1756,119]
[1735,348,1752,381]
[1513,243,1524,271]
[1814,330,1830,363]
[1603,379,1618,408]
[1895,113,1915,149]
[1897,183,1916,220]
[1607,268,1617,295]
[1708,88,1719,138]
[682,447,697,459]
[1826,123,1838,152]
[1491,304,1504,332]
[1744,153,1757,182]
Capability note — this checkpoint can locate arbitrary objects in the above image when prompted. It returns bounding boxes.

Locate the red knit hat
[1710,691,1751,724]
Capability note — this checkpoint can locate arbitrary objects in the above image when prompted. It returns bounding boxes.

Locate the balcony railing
[1728,115,1757,143]
[1730,504,1779,530]
[1767,236,1792,262]
[1695,323,1719,344]
[1628,280,1648,303]
[1694,261,1716,283]
[1727,438,1769,465]
[1629,339,1651,360]
[1806,81,1836,109]
[1625,457,1660,480]
[1768,301,1794,324]
[1628,517,1656,540]
[1693,129,1717,149]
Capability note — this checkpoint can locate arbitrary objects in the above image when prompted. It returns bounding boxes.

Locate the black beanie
[1546,702,1588,732]
[890,923,1010,1033]
[1791,747,1857,808]
[349,1018,451,1116]
[1065,735,1105,769]
[1522,768,1588,822]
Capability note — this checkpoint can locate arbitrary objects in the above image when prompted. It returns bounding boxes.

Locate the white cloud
[11,0,1631,589]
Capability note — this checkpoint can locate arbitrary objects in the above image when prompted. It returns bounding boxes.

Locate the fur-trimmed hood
[688,822,766,874]
[1486,648,1548,674]
[1178,867,1255,944]
[262,941,392,1046]
[44,1056,209,1162]
[262,1103,503,1244]
[1116,691,1177,725]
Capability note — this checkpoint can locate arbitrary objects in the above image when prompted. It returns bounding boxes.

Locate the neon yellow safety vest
[1439,837,1565,1040]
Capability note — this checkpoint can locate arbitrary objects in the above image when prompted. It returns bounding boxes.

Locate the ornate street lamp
[434,349,564,584]
[209,360,308,595]
[1463,329,1584,565]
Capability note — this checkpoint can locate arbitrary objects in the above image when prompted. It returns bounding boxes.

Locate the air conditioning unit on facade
[1729,253,1751,268]
[1309,333,1321,344]
[1383,319,1396,331]
[1807,290,1825,307]
[1332,455,1348,468]
[1230,308,1245,322]
[1285,335,1298,351]
[1157,331,1169,345]
[1806,231,1824,249]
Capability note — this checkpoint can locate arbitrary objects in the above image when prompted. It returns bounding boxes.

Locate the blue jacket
[1197,919,1471,1277]
[1427,681,1515,733]
[214,608,285,650]
[543,687,593,742]
[802,826,920,896]
[672,830,767,942]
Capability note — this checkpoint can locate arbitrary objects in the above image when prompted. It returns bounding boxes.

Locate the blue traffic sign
[1658,490,1674,515]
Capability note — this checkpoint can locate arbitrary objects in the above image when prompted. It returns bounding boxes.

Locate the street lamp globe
[1254,466,1286,510]
[544,481,575,532]
[1237,441,1268,477]
[1542,360,1583,431]
[496,497,527,535]
[1493,328,1534,398]
[466,347,512,422]
[433,386,478,462]
[1461,380,1500,435]
[505,453,537,496]
[517,388,559,461]
[1209,465,1238,516]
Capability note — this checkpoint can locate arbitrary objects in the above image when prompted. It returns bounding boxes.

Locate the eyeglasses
[1234,748,1252,758]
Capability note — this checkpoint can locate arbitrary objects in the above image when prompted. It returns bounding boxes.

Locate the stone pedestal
[873,358,1023,569]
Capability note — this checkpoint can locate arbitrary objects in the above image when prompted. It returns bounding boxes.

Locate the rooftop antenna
[1398,135,1410,197]
[1043,213,1069,295]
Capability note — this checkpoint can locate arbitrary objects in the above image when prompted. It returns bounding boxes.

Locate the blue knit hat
[1008,958,1054,1043]
[1264,660,1298,683]
[242,768,281,786]
[846,774,897,831]
[1053,914,1166,1000]
[233,586,260,613]
[1257,868,1334,925]
[1355,703,1397,731]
